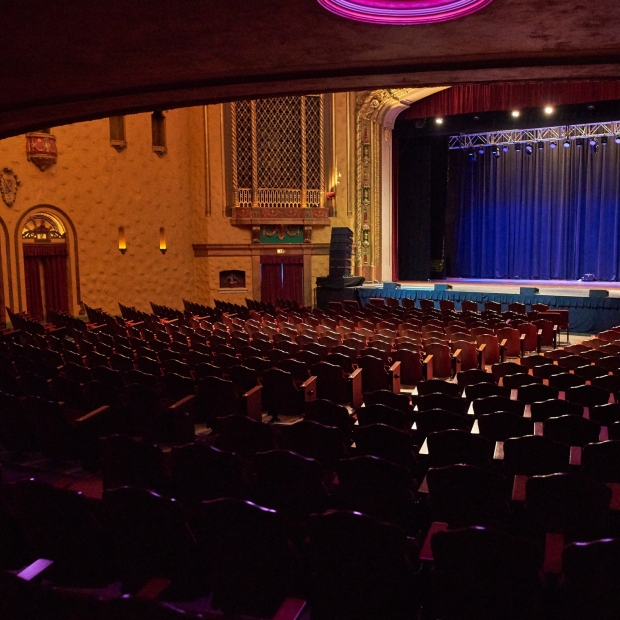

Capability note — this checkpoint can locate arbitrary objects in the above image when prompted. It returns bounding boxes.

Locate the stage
[355,278,620,334]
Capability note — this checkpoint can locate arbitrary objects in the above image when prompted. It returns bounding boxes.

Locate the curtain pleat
[261,264,282,305]
[42,254,69,316]
[282,263,303,305]
[24,256,44,321]
[450,140,620,280]
[260,254,304,304]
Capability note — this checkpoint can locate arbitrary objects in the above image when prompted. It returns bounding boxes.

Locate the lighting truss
[449,121,620,150]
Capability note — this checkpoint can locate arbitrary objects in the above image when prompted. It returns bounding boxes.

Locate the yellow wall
[0,95,357,319]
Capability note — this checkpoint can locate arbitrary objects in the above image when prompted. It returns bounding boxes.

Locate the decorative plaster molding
[0,168,20,207]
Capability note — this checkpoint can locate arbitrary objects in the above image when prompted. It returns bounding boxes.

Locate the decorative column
[250,100,259,208]
[230,102,239,208]
[300,96,307,208]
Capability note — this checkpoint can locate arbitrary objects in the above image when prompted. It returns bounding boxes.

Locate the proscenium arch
[0,214,14,325]
[15,205,81,315]
[354,87,449,282]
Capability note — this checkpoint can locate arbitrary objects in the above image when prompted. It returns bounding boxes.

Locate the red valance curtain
[401,81,620,120]
[23,244,68,257]
[260,254,304,305]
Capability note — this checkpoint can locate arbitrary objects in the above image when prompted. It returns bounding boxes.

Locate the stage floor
[387,278,620,298]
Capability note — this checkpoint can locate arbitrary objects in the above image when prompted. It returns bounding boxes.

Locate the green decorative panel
[260,225,303,244]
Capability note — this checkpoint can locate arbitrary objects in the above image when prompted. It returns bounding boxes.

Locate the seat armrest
[420,522,449,561]
[552,325,558,349]
[272,598,307,620]
[388,361,401,394]
[520,333,526,357]
[451,349,461,378]
[423,354,433,380]
[536,329,543,353]
[17,559,54,582]
[349,367,363,409]
[301,375,316,402]
[168,395,196,445]
[243,384,263,422]
[499,339,507,363]
[136,577,171,601]
[543,533,565,574]
[75,405,111,424]
[477,343,486,370]
[511,474,528,501]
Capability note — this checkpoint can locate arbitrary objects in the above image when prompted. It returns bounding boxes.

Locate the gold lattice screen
[231,95,325,209]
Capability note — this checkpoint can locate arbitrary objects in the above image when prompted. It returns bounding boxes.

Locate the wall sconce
[159,227,167,254]
[326,191,336,199]
[276,248,285,254]
[118,226,127,254]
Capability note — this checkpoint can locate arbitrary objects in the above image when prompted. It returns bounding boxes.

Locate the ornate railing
[238,188,322,208]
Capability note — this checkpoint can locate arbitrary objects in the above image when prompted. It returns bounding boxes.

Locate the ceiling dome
[316,0,494,24]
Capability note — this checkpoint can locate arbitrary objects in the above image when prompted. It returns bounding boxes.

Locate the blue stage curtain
[450,140,620,280]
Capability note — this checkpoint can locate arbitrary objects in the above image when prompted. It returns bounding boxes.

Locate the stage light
[491,146,499,158]
[525,143,533,155]
[511,110,520,118]
[502,145,509,152]
[549,141,557,149]
[515,143,521,152]
[602,137,608,146]
[537,141,544,150]
[468,149,476,161]
[576,139,583,148]
[563,139,571,148]
[616,135,620,144]
[478,147,485,155]
[590,139,598,154]
[589,138,597,147]
[435,117,444,125]
[544,106,554,114]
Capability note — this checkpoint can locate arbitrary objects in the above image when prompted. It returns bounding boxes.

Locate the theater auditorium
[1,1,620,618]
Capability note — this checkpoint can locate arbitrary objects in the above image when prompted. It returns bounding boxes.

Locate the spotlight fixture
[515,143,521,152]
[537,141,544,150]
[549,141,557,149]
[525,143,533,155]
[544,106,554,114]
[563,139,571,148]
[491,146,499,158]
[511,110,520,118]
[478,147,485,155]
[576,139,583,148]
[615,135,620,144]
[435,117,444,125]
[502,145,509,152]
[602,137,608,146]
[589,138,597,147]
[590,139,598,154]
[468,149,476,161]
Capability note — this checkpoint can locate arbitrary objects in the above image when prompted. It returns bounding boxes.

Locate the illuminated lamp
[316,0,495,25]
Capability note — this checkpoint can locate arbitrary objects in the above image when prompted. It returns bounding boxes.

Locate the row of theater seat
[1,298,620,618]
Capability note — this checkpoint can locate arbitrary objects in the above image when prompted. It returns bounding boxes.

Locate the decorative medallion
[316,0,494,25]
[26,132,58,171]
[0,168,20,207]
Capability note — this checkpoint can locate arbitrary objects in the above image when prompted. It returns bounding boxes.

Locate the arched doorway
[21,212,70,321]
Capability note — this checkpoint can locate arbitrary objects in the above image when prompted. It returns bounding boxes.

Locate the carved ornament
[26,133,58,171]
[0,168,20,207]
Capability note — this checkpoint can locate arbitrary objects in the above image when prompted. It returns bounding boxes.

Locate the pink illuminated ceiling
[316,0,494,24]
